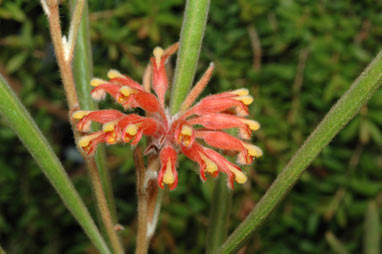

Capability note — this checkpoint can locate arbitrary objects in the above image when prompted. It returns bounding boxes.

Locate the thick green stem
[206,175,232,254]
[70,0,118,223]
[170,0,210,115]
[0,75,110,254]
[218,51,382,254]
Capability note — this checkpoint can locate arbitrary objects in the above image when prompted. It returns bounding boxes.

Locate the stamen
[234,95,254,105]
[119,86,136,97]
[231,88,249,96]
[181,125,193,136]
[106,132,117,144]
[72,110,91,120]
[78,133,101,149]
[153,46,164,67]
[107,69,124,79]
[199,153,218,174]
[227,164,247,184]
[240,119,261,131]
[102,121,118,132]
[243,143,263,157]
[126,124,138,135]
[163,160,174,185]
[90,78,107,87]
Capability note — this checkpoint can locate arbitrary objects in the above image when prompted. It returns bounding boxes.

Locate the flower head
[72,44,262,189]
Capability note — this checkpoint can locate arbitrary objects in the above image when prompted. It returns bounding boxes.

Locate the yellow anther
[78,136,91,148]
[234,95,254,105]
[227,164,247,184]
[153,46,164,67]
[231,88,249,96]
[243,143,263,157]
[72,110,91,120]
[163,160,175,185]
[240,119,260,131]
[90,78,107,87]
[126,124,138,136]
[199,153,218,174]
[107,69,124,79]
[181,125,193,136]
[102,121,117,132]
[107,133,116,144]
[119,86,136,97]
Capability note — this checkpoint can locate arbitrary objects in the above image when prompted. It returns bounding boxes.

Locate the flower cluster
[72,45,262,190]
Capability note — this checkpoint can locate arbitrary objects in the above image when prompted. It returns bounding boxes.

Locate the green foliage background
[1,0,382,253]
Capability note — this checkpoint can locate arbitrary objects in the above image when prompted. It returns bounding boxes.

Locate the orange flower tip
[163,160,175,185]
[227,164,247,184]
[240,119,261,131]
[126,124,138,135]
[153,46,164,66]
[102,121,117,132]
[90,78,107,87]
[243,143,263,158]
[119,86,135,97]
[231,88,249,96]
[234,95,254,105]
[199,153,218,174]
[72,110,91,120]
[107,69,124,79]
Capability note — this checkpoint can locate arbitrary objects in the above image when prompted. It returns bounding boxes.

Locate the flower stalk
[134,147,149,254]
[41,1,123,253]
[218,50,382,254]
[70,0,117,222]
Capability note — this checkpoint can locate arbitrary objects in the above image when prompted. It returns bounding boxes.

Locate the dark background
[1,0,382,253]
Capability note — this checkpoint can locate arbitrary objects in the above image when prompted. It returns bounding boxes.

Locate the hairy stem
[87,159,124,254]
[170,0,210,115]
[218,51,382,253]
[70,0,118,223]
[42,1,123,253]
[134,147,149,254]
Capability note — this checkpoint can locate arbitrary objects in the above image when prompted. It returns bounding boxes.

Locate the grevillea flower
[72,44,262,190]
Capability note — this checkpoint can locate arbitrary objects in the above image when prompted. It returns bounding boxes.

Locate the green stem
[363,201,380,254]
[206,175,232,254]
[218,51,382,254]
[0,75,110,254]
[70,0,118,223]
[170,0,210,115]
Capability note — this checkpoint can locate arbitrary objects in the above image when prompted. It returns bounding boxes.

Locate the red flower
[72,45,262,189]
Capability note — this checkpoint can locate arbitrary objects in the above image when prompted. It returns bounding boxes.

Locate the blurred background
[1,0,382,253]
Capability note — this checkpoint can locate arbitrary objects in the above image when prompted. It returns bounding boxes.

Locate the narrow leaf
[170,0,210,114]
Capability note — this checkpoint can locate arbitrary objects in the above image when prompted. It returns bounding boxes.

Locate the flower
[72,44,262,190]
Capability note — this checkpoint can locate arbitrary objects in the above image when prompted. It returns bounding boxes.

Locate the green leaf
[170,0,211,114]
[0,75,110,254]
[363,201,380,254]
